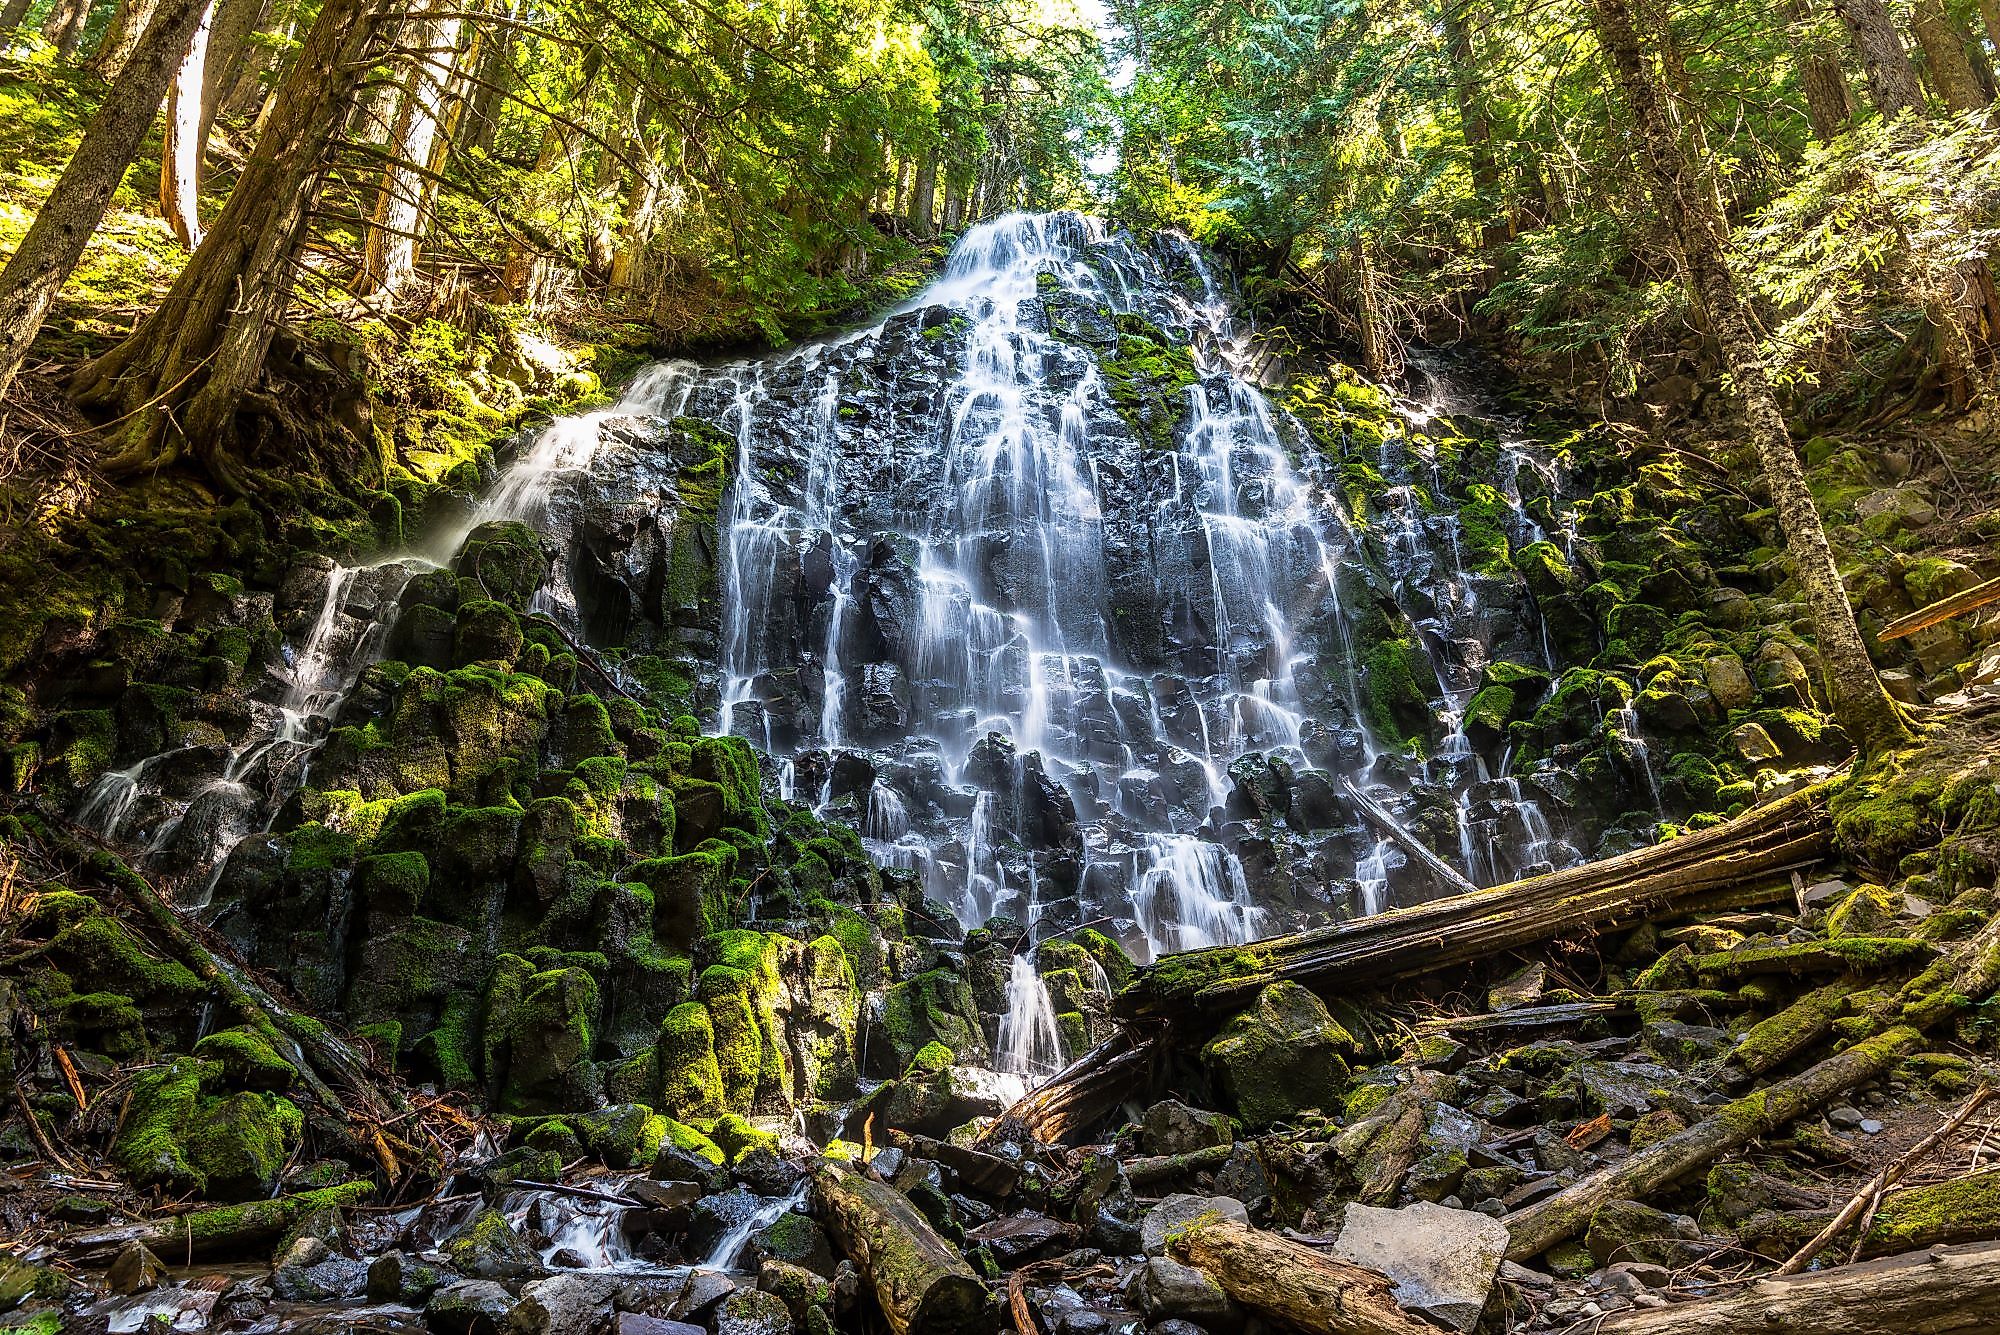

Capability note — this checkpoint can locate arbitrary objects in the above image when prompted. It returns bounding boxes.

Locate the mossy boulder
[877,968,988,1074]
[111,1059,304,1199]
[452,522,547,610]
[1201,981,1356,1128]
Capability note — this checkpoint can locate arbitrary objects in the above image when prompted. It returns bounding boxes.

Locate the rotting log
[1592,1240,2000,1333]
[1718,983,1847,1088]
[53,1182,375,1262]
[884,1129,1020,1197]
[811,1157,998,1335]
[1878,576,2000,641]
[1341,778,1479,897]
[1165,1214,1435,1335]
[1006,782,1833,1142]
[1505,907,2000,1260]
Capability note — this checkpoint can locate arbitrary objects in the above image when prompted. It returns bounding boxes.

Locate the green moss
[1362,636,1439,753]
[111,1058,211,1190]
[1691,937,1933,982]
[659,1002,727,1122]
[1457,483,1515,575]
[192,1027,298,1090]
[1100,324,1198,451]
[184,1091,304,1198]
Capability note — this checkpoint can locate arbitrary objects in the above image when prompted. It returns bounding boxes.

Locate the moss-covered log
[57,1182,375,1261]
[1593,1240,2000,1333]
[1165,1214,1434,1335]
[810,1157,997,1335]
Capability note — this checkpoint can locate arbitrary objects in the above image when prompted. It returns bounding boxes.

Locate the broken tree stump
[1165,1214,1434,1335]
[1593,1240,2000,1333]
[811,1157,998,1335]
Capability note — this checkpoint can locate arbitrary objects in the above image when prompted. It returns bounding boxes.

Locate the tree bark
[1593,1241,2000,1334]
[1830,0,1928,116]
[909,152,938,238]
[355,0,464,297]
[58,1183,375,1261]
[1911,0,1991,111]
[87,0,163,78]
[200,0,266,124]
[0,0,34,33]
[1008,783,1834,1143]
[460,0,518,159]
[1167,1216,1435,1335]
[1590,0,1915,756]
[158,0,216,249]
[1441,0,1509,274]
[1879,575,2000,639]
[1784,0,1856,140]
[0,0,210,402]
[810,1159,998,1335]
[71,0,392,493]
[41,0,92,56]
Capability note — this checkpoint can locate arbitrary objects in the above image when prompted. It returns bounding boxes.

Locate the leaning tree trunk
[1590,0,1915,757]
[460,0,518,159]
[355,0,464,297]
[1831,0,1928,116]
[0,0,211,402]
[0,0,34,33]
[1911,0,1991,111]
[159,0,217,248]
[1784,0,1856,140]
[70,0,391,494]
[87,0,162,77]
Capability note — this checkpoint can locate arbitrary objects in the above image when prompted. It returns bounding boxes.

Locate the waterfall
[701,1181,811,1271]
[996,953,1064,1079]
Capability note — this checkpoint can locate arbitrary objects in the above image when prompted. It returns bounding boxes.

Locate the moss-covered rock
[1201,980,1355,1128]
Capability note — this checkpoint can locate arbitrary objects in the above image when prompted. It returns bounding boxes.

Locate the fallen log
[1741,1167,2000,1262]
[810,1157,998,1335]
[1718,983,1846,1087]
[1123,780,1832,1022]
[1878,575,2000,641]
[1504,1024,1926,1260]
[1125,1141,1235,1187]
[1008,783,1832,1142]
[1164,1213,1434,1335]
[53,1182,375,1262]
[1593,1240,2000,1333]
[1772,1084,1994,1274]
[1505,907,2000,1260]
[884,1129,1020,1197]
[1340,778,1479,897]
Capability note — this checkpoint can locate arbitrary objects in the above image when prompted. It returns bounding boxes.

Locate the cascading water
[70,211,1664,1117]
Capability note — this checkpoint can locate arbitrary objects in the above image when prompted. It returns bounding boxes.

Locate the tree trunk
[1008,783,1834,1142]
[1167,1217,1434,1335]
[1831,0,1928,116]
[1590,0,1915,756]
[1594,1241,2000,1334]
[0,0,34,33]
[1784,0,1856,140]
[217,0,287,117]
[810,1159,998,1335]
[87,0,162,78]
[201,0,267,124]
[1341,778,1478,895]
[42,0,92,56]
[0,0,211,402]
[1911,0,1991,111]
[159,0,216,249]
[59,1184,375,1261]
[355,0,464,297]
[909,152,938,238]
[1982,0,2000,74]
[460,0,518,159]
[1442,0,1509,274]
[71,0,391,493]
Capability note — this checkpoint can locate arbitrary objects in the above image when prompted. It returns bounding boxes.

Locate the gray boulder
[1141,1194,1250,1258]
[1332,1201,1509,1332]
